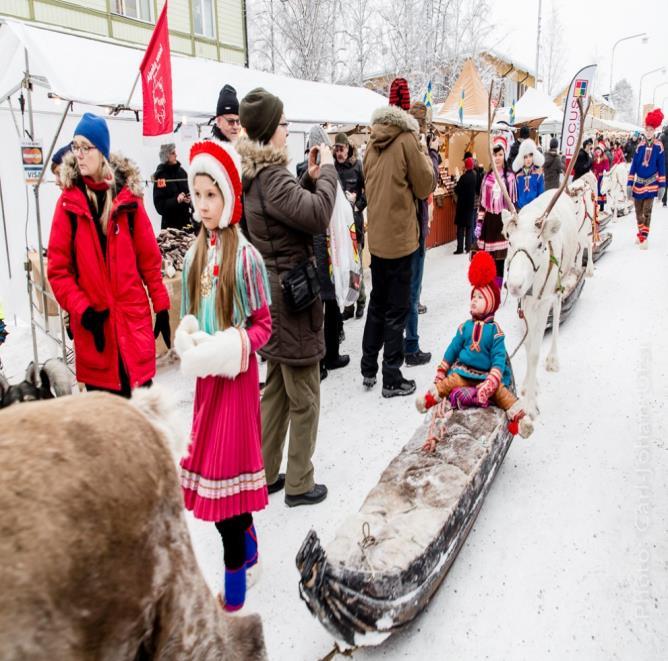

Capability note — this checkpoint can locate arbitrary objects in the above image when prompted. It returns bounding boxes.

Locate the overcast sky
[488,0,668,115]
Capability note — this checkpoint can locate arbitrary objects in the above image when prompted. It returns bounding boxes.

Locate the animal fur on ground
[0,389,267,660]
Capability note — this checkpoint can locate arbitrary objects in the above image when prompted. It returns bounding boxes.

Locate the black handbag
[249,174,320,312]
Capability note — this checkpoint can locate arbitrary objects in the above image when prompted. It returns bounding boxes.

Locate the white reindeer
[567,172,597,278]
[487,90,590,419]
[600,162,630,219]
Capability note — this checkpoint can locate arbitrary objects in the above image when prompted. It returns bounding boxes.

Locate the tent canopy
[496,87,563,125]
[434,60,488,119]
[0,18,387,125]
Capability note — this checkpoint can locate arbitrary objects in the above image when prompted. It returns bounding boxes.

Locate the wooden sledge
[546,267,586,331]
[592,232,613,263]
[597,211,612,232]
[296,406,514,648]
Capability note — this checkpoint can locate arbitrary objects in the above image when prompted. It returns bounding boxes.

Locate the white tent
[496,87,563,126]
[0,18,388,324]
[0,18,387,125]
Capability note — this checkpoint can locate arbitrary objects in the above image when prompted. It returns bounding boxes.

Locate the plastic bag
[328,184,362,310]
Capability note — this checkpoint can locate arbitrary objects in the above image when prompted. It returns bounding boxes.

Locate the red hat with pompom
[469,251,500,316]
[645,108,664,130]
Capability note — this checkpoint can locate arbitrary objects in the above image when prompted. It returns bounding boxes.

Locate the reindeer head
[0,359,72,409]
[487,85,590,299]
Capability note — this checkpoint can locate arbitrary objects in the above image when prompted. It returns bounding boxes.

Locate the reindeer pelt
[0,393,267,661]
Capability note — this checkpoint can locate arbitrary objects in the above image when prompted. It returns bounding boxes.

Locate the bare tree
[339,0,378,85]
[611,79,636,123]
[542,2,565,96]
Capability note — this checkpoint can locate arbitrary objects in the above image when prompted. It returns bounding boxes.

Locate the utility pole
[535,0,542,88]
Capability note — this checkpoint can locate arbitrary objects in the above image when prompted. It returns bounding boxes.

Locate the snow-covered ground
[2,204,666,660]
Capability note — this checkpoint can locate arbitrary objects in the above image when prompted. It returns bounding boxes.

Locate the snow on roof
[0,18,388,125]
[481,48,537,78]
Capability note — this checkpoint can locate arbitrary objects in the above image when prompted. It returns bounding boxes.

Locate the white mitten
[174,315,199,357]
[180,327,244,379]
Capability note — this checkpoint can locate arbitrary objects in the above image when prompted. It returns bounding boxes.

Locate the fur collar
[236,137,289,180]
[59,152,144,197]
[370,105,420,134]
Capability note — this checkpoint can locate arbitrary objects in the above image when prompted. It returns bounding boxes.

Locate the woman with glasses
[47,113,170,397]
[237,88,337,507]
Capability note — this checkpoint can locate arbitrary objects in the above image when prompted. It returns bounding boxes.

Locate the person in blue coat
[513,138,545,209]
[627,109,666,248]
[415,252,532,443]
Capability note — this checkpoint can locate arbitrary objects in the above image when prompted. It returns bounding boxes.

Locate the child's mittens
[174,315,200,357]
[416,386,441,413]
[433,360,450,384]
[476,368,501,406]
[180,327,244,379]
[449,386,482,409]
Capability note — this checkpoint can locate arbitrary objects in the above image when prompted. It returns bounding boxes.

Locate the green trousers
[261,360,320,496]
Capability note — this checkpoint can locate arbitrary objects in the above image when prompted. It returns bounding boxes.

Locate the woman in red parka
[48,113,170,397]
[592,146,610,212]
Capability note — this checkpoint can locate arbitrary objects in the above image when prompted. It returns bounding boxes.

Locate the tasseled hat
[645,108,664,129]
[389,78,411,111]
[188,140,242,228]
[469,251,500,316]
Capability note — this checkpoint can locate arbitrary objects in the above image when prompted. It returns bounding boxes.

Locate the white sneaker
[640,241,648,250]
[246,557,262,589]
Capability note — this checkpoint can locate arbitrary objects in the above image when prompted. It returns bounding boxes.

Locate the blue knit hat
[51,144,71,165]
[73,113,110,160]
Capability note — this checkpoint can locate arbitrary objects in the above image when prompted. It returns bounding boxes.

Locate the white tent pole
[24,48,34,139]
[0,180,10,279]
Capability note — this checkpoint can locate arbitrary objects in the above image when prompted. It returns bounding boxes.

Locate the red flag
[140,2,173,136]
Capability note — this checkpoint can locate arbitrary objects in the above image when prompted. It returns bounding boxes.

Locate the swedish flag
[510,100,516,125]
[458,89,465,124]
[423,81,434,108]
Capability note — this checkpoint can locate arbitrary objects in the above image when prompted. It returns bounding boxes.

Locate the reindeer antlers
[539,95,591,227]
[487,82,518,217]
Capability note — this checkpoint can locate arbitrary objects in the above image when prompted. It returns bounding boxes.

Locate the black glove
[81,307,109,353]
[153,309,171,349]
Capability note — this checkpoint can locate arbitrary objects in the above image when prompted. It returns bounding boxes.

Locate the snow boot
[363,375,377,390]
[405,350,432,366]
[382,378,416,398]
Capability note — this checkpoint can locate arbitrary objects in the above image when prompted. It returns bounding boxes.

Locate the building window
[114,0,154,22]
[193,0,215,38]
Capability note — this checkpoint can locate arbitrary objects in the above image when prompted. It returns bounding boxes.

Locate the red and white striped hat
[188,140,242,228]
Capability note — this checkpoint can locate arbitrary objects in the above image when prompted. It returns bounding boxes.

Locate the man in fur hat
[361,100,435,398]
[627,109,666,248]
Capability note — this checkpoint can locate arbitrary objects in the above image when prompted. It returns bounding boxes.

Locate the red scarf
[83,176,110,192]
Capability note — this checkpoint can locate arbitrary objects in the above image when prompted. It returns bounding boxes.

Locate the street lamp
[638,67,667,124]
[653,81,668,105]
[609,32,648,94]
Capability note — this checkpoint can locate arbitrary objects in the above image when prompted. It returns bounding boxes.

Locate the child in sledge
[416,251,533,451]
[174,139,272,612]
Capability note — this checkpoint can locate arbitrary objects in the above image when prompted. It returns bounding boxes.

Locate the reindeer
[600,161,630,219]
[567,171,597,278]
[0,358,72,408]
[487,87,590,419]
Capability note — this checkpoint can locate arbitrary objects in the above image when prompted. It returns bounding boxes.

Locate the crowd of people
[41,76,666,613]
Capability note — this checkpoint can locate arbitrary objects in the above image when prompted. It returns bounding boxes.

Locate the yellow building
[0,0,247,64]
[553,88,616,120]
[479,50,537,106]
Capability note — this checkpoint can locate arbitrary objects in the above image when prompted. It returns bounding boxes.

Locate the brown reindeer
[0,389,267,660]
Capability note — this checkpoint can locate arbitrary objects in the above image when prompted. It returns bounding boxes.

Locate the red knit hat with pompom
[645,108,664,130]
[469,251,500,315]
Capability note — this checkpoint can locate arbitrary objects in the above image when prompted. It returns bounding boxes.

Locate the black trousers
[361,252,414,386]
[323,299,342,366]
[214,513,253,570]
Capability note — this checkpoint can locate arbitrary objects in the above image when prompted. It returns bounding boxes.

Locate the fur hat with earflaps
[188,140,242,228]
[469,251,500,317]
[512,137,545,172]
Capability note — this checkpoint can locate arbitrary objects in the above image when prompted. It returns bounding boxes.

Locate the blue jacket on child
[516,166,545,209]
[443,316,512,386]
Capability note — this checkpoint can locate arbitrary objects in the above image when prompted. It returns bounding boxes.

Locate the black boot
[382,378,416,398]
[268,474,285,494]
[320,364,328,381]
[285,483,328,507]
[325,354,350,370]
[405,349,432,366]
[342,305,354,320]
[355,301,365,319]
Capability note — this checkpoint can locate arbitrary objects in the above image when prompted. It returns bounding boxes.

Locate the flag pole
[125,71,141,109]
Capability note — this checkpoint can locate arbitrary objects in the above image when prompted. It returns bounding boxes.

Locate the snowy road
[177,203,668,660]
[2,204,666,660]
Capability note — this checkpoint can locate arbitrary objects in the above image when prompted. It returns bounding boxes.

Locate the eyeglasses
[221,117,241,126]
[71,142,97,155]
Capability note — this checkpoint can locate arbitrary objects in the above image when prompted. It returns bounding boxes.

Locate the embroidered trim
[470,320,483,352]
[181,468,267,499]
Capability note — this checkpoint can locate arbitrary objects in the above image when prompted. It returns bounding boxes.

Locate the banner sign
[140,1,173,137]
[560,64,597,168]
[21,140,44,184]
